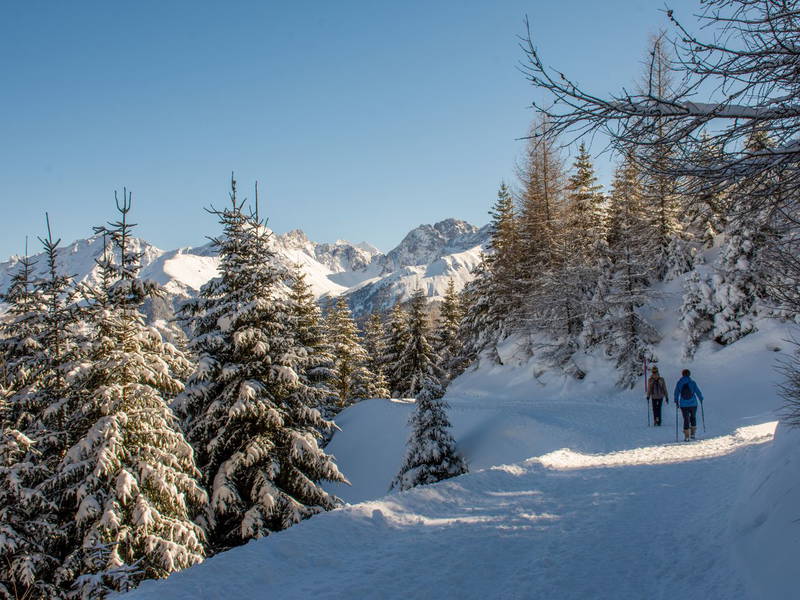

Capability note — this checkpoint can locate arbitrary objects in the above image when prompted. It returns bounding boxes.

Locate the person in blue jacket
[674,369,704,441]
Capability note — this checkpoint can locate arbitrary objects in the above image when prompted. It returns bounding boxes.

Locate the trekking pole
[644,358,650,427]
[700,401,706,433]
[675,400,679,442]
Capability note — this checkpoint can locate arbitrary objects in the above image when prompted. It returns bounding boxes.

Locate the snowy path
[124,422,776,600]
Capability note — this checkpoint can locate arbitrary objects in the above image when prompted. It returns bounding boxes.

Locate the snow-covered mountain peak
[382,218,484,273]
[0,218,488,319]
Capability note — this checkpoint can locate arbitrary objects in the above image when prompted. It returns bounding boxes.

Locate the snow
[121,291,798,599]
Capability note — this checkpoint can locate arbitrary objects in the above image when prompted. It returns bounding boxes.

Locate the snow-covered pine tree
[710,209,771,344]
[432,279,463,381]
[680,270,715,360]
[361,313,391,399]
[391,379,466,491]
[383,302,411,396]
[0,247,46,429]
[392,289,444,398]
[485,183,522,324]
[564,143,606,260]
[53,191,206,596]
[531,222,590,379]
[601,157,661,388]
[0,428,60,600]
[288,267,335,413]
[456,183,526,371]
[0,223,77,599]
[325,297,376,409]
[174,176,346,552]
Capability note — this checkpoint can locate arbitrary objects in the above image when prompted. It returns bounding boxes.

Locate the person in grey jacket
[674,369,704,441]
[646,366,669,426]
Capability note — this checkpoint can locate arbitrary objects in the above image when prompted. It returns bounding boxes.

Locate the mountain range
[0,218,490,320]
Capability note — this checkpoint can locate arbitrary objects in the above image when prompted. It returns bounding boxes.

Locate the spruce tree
[564,143,606,260]
[288,267,335,413]
[392,290,443,398]
[457,257,501,369]
[432,279,463,380]
[711,209,770,344]
[361,313,391,399]
[391,380,466,491]
[383,302,411,396]
[53,191,206,596]
[325,297,378,409]
[0,429,60,600]
[680,271,715,360]
[175,176,346,552]
[0,223,79,599]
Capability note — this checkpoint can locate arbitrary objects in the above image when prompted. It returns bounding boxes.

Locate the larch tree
[601,158,660,388]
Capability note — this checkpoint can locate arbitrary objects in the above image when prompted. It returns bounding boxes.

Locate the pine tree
[174,176,346,552]
[325,297,378,409]
[383,302,411,396]
[457,256,502,369]
[0,222,79,599]
[359,313,391,400]
[53,191,206,595]
[564,143,606,259]
[361,313,390,393]
[391,380,466,491]
[432,279,463,380]
[601,158,661,388]
[288,267,335,413]
[0,248,46,429]
[485,183,522,322]
[711,210,770,344]
[680,271,715,360]
[392,290,443,398]
[0,429,60,600]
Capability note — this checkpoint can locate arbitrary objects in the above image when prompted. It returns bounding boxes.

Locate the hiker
[674,369,704,441]
[646,366,669,426]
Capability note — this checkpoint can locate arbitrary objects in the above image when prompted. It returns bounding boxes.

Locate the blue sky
[0,0,698,259]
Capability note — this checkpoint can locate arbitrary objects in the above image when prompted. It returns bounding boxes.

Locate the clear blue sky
[0,0,699,259]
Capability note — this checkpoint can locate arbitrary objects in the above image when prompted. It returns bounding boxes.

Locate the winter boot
[690,426,697,440]
[683,429,691,441]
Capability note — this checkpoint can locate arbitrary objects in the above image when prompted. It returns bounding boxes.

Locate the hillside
[119,275,798,599]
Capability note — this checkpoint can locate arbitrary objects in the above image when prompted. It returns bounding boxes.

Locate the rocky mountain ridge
[0,218,490,319]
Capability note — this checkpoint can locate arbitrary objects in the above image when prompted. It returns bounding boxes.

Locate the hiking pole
[675,400,679,442]
[644,358,650,427]
[700,401,706,433]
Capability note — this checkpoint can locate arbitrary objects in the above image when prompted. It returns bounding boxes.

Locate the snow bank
[731,422,800,600]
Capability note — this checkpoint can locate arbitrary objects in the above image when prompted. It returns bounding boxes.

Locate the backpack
[680,381,694,401]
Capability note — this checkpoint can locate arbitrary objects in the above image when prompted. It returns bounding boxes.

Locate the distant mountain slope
[0,218,490,318]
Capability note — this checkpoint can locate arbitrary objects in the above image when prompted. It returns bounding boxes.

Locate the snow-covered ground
[123,308,799,599]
